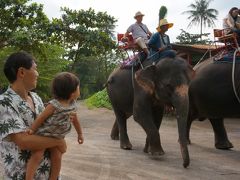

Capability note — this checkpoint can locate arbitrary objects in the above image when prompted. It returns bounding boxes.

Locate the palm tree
[183,0,218,39]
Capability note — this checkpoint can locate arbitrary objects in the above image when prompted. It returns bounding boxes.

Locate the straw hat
[156,19,173,31]
[134,11,145,19]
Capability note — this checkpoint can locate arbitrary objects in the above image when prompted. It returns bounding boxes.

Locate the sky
[32,0,239,42]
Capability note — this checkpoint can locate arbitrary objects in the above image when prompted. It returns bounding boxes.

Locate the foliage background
[0,0,121,101]
[84,88,112,109]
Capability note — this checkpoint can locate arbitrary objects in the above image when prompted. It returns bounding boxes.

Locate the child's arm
[30,104,55,133]
[70,112,84,144]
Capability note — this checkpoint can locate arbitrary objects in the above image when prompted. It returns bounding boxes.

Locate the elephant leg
[115,111,132,150]
[110,120,119,140]
[153,106,164,130]
[209,118,233,149]
[134,106,164,155]
[186,116,193,145]
[186,101,199,145]
[143,106,164,154]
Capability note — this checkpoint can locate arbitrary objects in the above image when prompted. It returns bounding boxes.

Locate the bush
[84,88,112,109]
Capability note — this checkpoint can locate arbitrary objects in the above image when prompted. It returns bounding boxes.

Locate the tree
[52,7,117,60]
[52,7,119,97]
[0,0,52,50]
[0,1,120,98]
[176,29,211,44]
[0,1,68,100]
[183,0,218,39]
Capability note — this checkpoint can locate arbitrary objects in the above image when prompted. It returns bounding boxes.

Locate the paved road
[1,101,240,179]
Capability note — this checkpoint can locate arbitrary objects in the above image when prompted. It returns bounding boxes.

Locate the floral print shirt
[0,87,51,180]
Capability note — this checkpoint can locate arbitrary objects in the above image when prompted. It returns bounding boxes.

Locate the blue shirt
[148,32,176,61]
[148,32,171,53]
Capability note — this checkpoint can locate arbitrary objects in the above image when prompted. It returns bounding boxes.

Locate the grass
[84,88,112,110]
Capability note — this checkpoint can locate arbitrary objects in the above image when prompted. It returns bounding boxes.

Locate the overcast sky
[32,0,239,42]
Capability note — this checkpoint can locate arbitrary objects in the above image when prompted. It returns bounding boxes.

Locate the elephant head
[134,57,194,168]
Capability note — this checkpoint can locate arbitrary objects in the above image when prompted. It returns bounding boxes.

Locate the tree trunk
[200,16,203,41]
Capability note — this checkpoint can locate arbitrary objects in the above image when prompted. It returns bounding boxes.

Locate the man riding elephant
[148,18,176,63]
[122,11,152,56]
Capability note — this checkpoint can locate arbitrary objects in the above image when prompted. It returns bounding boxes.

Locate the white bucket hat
[134,11,145,19]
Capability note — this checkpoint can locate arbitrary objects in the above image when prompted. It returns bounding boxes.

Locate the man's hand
[158,46,167,52]
[121,36,129,43]
[25,129,34,135]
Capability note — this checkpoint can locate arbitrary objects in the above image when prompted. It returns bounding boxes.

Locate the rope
[194,46,212,67]
[232,47,240,104]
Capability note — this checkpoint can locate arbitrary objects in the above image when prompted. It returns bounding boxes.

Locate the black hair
[51,72,80,100]
[229,7,238,16]
[3,51,35,83]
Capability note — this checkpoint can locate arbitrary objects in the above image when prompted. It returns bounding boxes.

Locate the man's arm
[123,24,133,40]
[148,33,159,50]
[9,132,67,153]
[123,31,130,41]
[124,31,130,37]
[147,30,152,37]
[145,25,152,37]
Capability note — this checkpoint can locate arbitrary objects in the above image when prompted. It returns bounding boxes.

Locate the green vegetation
[0,0,121,101]
[85,89,112,109]
[182,0,218,39]
[176,29,211,44]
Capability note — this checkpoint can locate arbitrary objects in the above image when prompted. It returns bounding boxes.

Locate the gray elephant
[106,56,194,168]
[187,57,240,149]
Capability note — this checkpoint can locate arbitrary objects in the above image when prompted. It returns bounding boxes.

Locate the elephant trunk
[172,84,190,168]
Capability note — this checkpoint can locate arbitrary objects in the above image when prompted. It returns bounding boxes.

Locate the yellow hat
[134,11,145,19]
[156,19,173,32]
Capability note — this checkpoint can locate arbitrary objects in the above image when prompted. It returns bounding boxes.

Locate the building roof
[172,43,223,54]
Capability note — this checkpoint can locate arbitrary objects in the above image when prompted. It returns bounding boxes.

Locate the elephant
[106,56,194,168]
[187,56,240,149]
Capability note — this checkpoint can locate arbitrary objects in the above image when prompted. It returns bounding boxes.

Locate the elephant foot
[150,150,165,156]
[120,141,132,150]
[215,141,233,150]
[143,146,148,153]
[110,134,119,140]
[144,146,165,155]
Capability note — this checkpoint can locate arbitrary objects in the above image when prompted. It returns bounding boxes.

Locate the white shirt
[127,22,150,40]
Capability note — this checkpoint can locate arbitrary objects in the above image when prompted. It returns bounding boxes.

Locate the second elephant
[187,57,240,149]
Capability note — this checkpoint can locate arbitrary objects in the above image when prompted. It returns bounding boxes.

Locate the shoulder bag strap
[138,24,148,35]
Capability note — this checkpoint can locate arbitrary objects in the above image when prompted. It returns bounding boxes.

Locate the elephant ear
[135,65,156,95]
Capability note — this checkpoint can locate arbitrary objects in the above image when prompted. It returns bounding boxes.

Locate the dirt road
[1,101,240,179]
